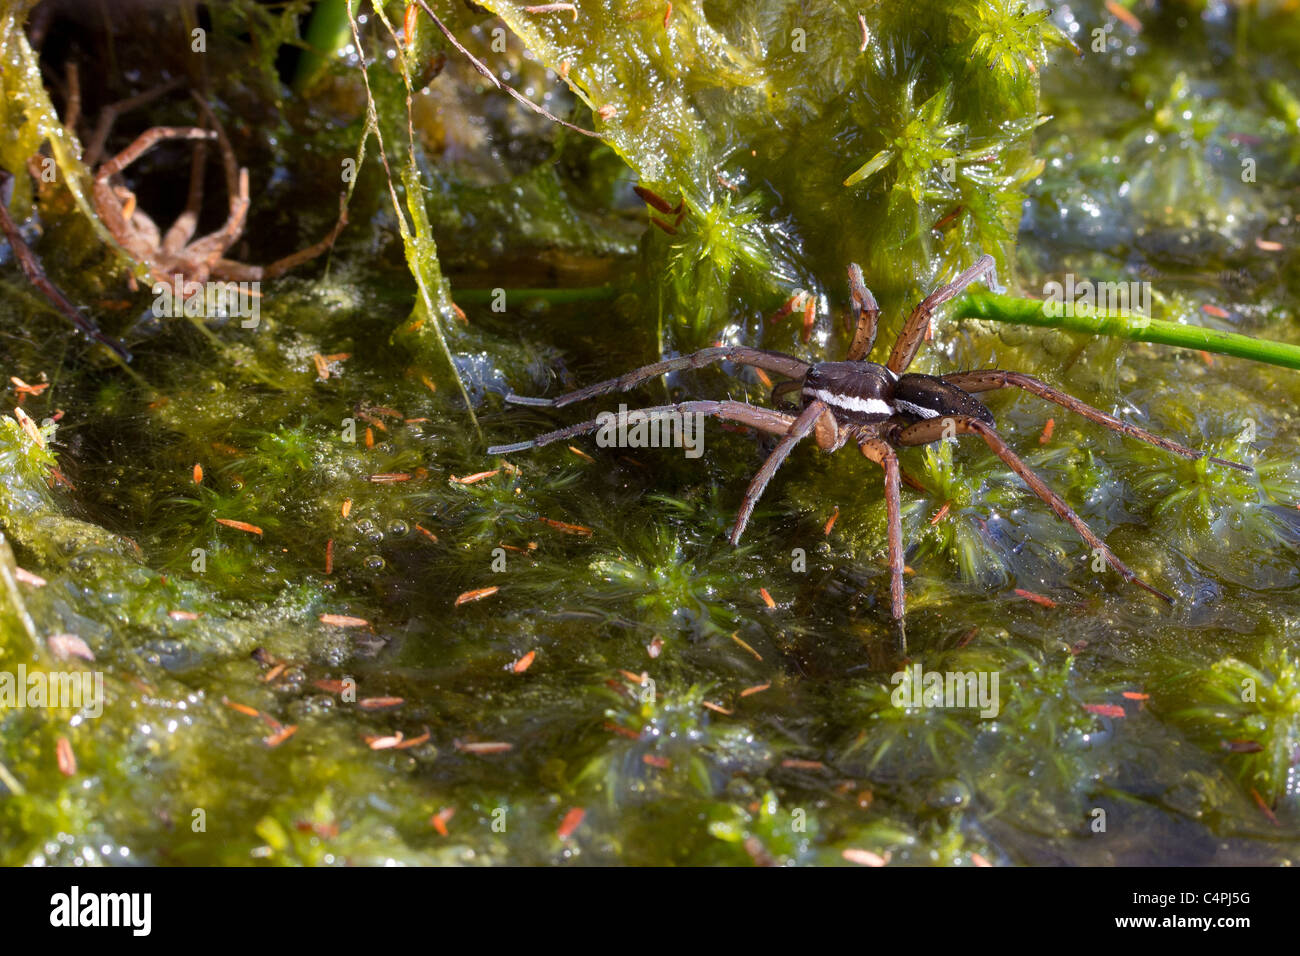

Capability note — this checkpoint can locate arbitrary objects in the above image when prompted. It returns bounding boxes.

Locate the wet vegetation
[0,0,1298,864]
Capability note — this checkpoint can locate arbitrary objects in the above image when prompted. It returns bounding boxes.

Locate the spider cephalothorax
[489,255,1250,625]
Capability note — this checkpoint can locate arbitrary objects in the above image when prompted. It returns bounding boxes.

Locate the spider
[487,255,1251,624]
[69,74,347,291]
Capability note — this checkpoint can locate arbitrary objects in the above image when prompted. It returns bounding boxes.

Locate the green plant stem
[293,0,356,94]
[955,290,1300,371]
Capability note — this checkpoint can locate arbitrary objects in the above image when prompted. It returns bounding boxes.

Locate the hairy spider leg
[160,135,209,256]
[892,414,1174,603]
[213,191,349,282]
[93,126,218,262]
[844,262,880,361]
[941,369,1252,472]
[502,346,810,410]
[82,76,187,169]
[192,90,349,283]
[887,254,1003,374]
[728,401,829,545]
[486,400,797,455]
[859,436,906,623]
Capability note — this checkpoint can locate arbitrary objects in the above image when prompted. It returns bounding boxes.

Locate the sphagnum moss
[0,0,1298,866]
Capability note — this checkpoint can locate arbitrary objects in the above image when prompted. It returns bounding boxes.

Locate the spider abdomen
[894,373,995,426]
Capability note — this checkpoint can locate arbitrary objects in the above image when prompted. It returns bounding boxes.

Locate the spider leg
[83,76,186,169]
[486,399,796,455]
[859,436,906,623]
[770,378,802,409]
[181,94,250,267]
[504,347,811,409]
[92,126,218,262]
[728,401,828,545]
[886,254,1003,374]
[93,126,216,183]
[212,192,350,281]
[892,414,1174,603]
[844,262,880,361]
[160,137,208,256]
[941,369,1252,472]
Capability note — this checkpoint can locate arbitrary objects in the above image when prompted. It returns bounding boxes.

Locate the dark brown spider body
[490,254,1251,628]
[802,361,995,428]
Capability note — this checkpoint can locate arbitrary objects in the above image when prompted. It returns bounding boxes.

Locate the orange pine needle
[325,539,334,574]
[1039,417,1055,444]
[729,631,763,661]
[319,614,370,628]
[1250,788,1280,826]
[823,506,840,535]
[451,469,500,484]
[358,697,404,710]
[1104,0,1142,31]
[431,807,456,835]
[1083,703,1126,718]
[759,588,776,608]
[781,759,826,770]
[341,498,353,518]
[740,682,771,697]
[14,567,46,587]
[56,736,76,776]
[537,516,593,536]
[455,586,500,607]
[404,2,418,46]
[264,725,298,747]
[842,848,889,867]
[455,740,513,755]
[556,807,586,840]
[1013,588,1057,608]
[929,502,951,525]
[396,730,431,750]
[524,2,578,20]
[222,698,261,718]
[513,650,537,673]
[215,517,263,535]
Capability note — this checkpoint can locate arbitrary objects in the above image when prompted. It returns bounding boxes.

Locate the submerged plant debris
[0,0,1298,865]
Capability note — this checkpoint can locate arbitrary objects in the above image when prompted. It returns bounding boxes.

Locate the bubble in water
[364,554,386,571]
[386,519,409,537]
